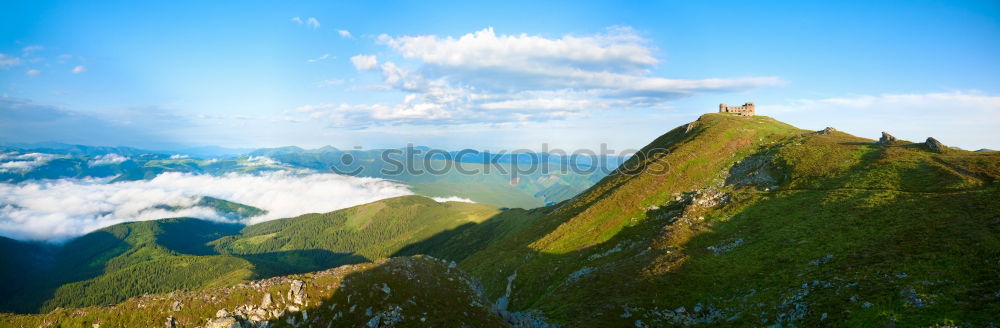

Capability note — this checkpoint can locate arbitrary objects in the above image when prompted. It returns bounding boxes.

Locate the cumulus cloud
[0,152,66,173]
[296,26,781,127]
[338,30,353,38]
[88,154,129,166]
[0,171,414,241]
[769,91,1000,150]
[430,196,475,203]
[71,65,86,74]
[350,54,378,71]
[169,154,190,159]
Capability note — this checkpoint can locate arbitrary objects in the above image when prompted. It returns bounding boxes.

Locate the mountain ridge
[2,113,998,326]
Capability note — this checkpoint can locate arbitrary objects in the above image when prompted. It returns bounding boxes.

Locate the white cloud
[338,29,353,38]
[25,69,40,76]
[0,54,22,68]
[307,53,332,63]
[21,45,43,55]
[89,154,129,166]
[290,17,320,29]
[0,152,66,173]
[350,54,378,71]
[769,91,1000,150]
[240,156,283,167]
[380,26,656,73]
[0,171,414,241]
[430,196,475,203]
[299,27,781,127]
[306,17,320,29]
[71,65,86,74]
[169,154,190,159]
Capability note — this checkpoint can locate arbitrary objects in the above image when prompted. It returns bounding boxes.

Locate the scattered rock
[565,267,595,283]
[164,316,177,328]
[216,309,230,318]
[367,305,404,327]
[925,137,947,153]
[878,132,897,146]
[707,239,744,255]
[171,300,183,312]
[809,254,833,266]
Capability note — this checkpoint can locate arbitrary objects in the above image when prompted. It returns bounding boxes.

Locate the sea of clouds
[0,171,419,242]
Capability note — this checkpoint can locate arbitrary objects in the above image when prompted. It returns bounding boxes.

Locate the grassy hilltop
[2,113,999,327]
[443,113,1000,326]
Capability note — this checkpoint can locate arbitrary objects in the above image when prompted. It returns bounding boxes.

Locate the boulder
[206,317,243,328]
[171,300,183,312]
[261,293,272,309]
[878,132,897,146]
[287,280,306,305]
[165,316,177,328]
[925,137,947,153]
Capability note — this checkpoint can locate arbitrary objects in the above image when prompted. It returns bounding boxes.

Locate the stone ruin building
[719,102,755,116]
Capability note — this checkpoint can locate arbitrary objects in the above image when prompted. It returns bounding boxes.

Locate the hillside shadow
[237,249,369,279]
[0,231,130,313]
[157,218,243,256]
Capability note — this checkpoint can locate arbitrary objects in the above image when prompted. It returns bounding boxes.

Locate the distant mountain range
[1,143,624,208]
[2,113,998,327]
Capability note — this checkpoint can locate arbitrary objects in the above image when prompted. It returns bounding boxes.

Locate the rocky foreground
[0,256,509,328]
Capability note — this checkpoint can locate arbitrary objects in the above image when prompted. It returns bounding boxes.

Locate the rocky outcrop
[878,132,897,146]
[685,122,697,134]
[725,153,778,190]
[925,137,947,153]
[817,127,838,135]
[287,280,306,305]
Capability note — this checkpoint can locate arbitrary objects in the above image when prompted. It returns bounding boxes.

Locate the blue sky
[1,0,999,151]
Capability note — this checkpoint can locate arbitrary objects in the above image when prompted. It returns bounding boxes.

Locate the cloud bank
[0,171,413,242]
[295,27,781,127]
[430,196,476,203]
[0,153,67,173]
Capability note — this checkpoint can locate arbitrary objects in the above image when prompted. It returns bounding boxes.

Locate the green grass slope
[439,113,1000,326]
